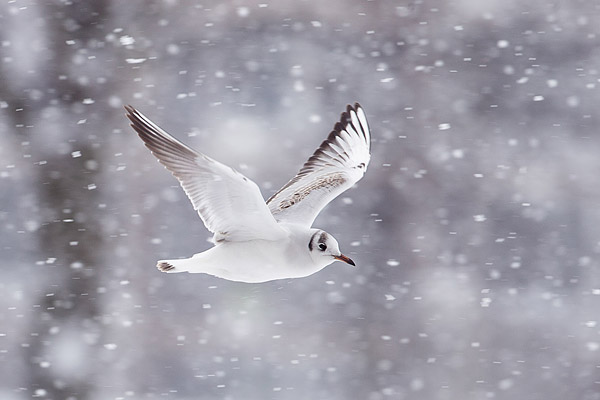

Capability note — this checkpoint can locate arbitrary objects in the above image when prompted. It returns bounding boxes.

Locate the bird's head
[308,230,355,267]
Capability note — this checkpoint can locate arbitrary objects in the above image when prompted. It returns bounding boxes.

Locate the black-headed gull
[125,103,371,283]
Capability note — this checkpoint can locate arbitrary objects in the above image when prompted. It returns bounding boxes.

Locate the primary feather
[125,105,286,242]
[266,103,371,227]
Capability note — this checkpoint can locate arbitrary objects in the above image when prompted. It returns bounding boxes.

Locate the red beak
[334,254,355,266]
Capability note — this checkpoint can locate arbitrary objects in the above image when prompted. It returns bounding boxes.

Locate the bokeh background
[2,0,600,399]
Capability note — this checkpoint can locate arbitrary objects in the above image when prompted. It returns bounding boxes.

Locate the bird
[125,103,371,283]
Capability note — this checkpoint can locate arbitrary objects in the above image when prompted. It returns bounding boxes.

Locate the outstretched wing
[267,103,371,227]
[125,105,286,243]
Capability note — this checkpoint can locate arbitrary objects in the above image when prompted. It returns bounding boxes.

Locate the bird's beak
[334,254,355,266]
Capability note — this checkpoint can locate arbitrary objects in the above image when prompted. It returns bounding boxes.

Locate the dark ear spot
[308,231,319,251]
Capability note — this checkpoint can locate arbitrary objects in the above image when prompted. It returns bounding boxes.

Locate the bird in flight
[125,103,371,283]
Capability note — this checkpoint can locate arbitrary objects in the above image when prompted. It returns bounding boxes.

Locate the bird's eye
[318,243,327,251]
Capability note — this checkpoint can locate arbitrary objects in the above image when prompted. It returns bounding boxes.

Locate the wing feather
[266,103,371,227]
[125,105,286,242]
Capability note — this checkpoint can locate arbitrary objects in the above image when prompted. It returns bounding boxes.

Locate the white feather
[126,105,286,242]
[125,103,371,282]
[266,103,371,227]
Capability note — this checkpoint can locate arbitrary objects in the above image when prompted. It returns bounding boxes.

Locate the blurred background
[2,0,600,399]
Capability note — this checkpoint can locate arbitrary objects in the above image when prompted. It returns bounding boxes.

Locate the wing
[266,103,371,227]
[125,105,287,243]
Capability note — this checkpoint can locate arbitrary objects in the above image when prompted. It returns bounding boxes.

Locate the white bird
[125,103,371,283]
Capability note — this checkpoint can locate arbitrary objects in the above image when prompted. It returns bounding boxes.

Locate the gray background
[1,0,600,399]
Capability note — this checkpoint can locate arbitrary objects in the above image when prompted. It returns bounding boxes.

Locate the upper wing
[266,103,371,227]
[125,105,286,243]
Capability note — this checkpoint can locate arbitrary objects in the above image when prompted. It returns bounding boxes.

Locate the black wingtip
[346,102,362,113]
[124,104,140,127]
[124,104,136,115]
[125,106,145,138]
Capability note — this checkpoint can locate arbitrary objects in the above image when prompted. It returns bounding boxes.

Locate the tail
[157,258,193,273]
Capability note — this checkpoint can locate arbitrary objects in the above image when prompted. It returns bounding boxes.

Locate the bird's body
[160,225,325,283]
[126,103,371,283]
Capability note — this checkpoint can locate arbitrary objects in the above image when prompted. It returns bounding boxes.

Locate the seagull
[125,103,371,283]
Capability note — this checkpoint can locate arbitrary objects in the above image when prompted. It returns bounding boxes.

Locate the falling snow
[1,1,600,400]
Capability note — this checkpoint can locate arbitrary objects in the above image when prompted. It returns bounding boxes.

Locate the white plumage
[126,103,371,283]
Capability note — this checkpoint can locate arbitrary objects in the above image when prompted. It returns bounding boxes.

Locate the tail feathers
[157,259,189,273]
